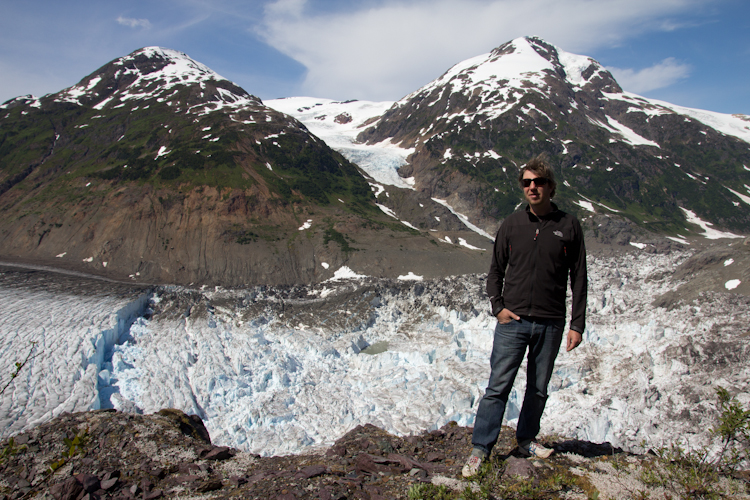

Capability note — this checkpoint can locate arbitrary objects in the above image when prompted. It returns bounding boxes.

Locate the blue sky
[1,0,748,114]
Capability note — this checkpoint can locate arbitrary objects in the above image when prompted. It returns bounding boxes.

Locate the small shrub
[712,386,750,473]
[0,341,39,396]
[159,165,182,180]
[638,386,749,499]
[0,437,26,464]
[236,231,259,244]
[407,483,455,500]
[49,429,88,473]
[324,225,356,253]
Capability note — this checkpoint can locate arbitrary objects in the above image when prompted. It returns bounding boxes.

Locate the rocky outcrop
[0,181,491,285]
[1,409,746,499]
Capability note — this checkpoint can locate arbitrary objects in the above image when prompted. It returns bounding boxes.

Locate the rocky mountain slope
[0,48,488,286]
[355,36,750,237]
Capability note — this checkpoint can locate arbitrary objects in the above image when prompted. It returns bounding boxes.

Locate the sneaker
[462,449,486,478]
[519,441,553,459]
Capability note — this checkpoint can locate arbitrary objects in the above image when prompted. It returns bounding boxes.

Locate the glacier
[267,97,415,190]
[1,242,748,458]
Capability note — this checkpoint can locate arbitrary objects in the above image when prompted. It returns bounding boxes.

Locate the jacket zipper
[529,221,541,316]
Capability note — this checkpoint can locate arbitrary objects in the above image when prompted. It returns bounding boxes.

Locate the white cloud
[607,57,692,93]
[256,0,710,100]
[116,16,152,30]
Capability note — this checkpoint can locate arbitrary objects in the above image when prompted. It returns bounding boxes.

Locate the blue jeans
[471,317,564,454]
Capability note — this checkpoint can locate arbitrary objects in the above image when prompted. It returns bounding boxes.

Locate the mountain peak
[492,36,622,93]
[119,46,224,82]
[392,35,620,118]
[53,46,260,111]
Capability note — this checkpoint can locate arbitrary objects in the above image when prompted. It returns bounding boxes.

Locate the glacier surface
[1,245,748,457]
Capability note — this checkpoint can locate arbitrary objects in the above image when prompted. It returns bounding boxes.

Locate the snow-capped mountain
[353,37,750,236]
[1,48,491,286]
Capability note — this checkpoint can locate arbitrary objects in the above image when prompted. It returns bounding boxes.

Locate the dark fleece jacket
[486,203,587,333]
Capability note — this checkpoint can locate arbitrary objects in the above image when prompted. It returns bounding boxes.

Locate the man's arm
[568,217,588,338]
[486,224,509,317]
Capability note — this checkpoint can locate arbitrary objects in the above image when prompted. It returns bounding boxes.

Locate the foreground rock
[2,409,747,499]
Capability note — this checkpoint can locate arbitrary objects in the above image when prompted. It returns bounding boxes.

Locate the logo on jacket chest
[553,230,563,238]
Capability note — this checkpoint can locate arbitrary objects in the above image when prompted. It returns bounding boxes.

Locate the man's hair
[518,153,556,198]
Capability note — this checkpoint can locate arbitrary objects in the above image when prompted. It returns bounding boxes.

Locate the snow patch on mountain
[680,208,743,239]
[457,238,486,251]
[575,200,596,212]
[589,115,660,148]
[432,199,494,240]
[603,92,750,145]
[326,266,368,281]
[725,186,750,206]
[725,279,741,290]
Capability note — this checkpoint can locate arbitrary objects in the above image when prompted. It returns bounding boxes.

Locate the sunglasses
[521,177,549,188]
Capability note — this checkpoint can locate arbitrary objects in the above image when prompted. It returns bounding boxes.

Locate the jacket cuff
[489,297,504,317]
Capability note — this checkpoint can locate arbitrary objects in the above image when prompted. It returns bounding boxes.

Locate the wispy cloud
[116,15,152,30]
[256,0,710,100]
[608,58,692,93]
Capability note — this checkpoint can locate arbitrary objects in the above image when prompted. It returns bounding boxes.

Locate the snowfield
[1,243,748,458]
[267,97,415,190]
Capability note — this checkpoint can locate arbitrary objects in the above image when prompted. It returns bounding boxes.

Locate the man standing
[463,154,587,477]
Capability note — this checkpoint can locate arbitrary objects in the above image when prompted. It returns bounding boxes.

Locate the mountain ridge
[2,39,749,286]
[0,47,491,285]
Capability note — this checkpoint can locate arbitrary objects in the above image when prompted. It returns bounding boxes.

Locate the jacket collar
[525,202,559,220]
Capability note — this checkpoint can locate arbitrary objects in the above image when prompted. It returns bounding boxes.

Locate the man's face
[522,169,552,213]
